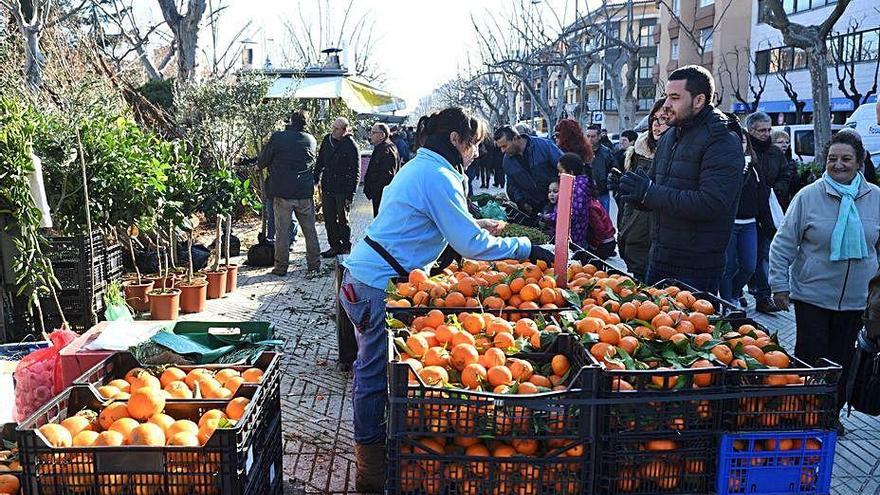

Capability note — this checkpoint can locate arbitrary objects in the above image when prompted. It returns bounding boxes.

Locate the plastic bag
[13,328,78,422]
[479,201,508,221]
[104,303,133,322]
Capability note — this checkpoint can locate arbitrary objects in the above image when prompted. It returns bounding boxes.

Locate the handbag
[769,189,785,229]
[846,328,880,416]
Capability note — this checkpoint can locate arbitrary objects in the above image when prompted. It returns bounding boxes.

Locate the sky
[219,0,589,113]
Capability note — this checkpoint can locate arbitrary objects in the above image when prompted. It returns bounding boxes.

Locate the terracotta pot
[173,272,207,287]
[122,279,154,312]
[148,288,181,320]
[204,270,228,299]
[178,280,208,314]
[222,264,239,293]
[146,273,176,291]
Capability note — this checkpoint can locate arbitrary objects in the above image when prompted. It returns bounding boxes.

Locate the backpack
[587,198,616,249]
[846,329,880,416]
[246,232,274,267]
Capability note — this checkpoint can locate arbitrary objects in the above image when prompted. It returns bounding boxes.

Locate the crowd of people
[257,65,880,491]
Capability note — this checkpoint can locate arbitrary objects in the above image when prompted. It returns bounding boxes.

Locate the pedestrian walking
[494,125,563,217]
[392,127,411,164]
[615,65,745,293]
[616,100,669,281]
[770,131,880,427]
[363,122,400,217]
[770,129,801,208]
[586,124,615,213]
[258,110,322,277]
[554,119,595,176]
[339,107,553,492]
[615,130,638,171]
[314,117,360,257]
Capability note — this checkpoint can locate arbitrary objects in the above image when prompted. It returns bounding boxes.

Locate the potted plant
[121,225,153,312]
[177,216,208,313]
[147,227,180,320]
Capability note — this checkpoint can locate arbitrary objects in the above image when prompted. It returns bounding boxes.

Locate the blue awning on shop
[731,96,876,114]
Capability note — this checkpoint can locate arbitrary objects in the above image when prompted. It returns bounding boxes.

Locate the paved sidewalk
[187,186,879,494]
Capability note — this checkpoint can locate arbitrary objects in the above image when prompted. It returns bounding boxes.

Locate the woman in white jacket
[770,131,880,426]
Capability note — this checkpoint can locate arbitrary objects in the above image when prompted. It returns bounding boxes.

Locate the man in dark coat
[391,127,410,164]
[617,65,745,293]
[745,111,789,313]
[363,122,400,216]
[586,124,616,213]
[494,125,563,216]
[314,117,360,257]
[259,110,321,277]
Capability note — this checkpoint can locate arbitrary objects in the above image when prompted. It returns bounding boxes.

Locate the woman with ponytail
[337,107,554,492]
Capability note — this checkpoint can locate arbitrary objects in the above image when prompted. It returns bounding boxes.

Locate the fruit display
[717,431,835,495]
[386,260,578,311]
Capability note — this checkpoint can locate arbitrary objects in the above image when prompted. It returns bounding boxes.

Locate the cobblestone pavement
[185,187,880,494]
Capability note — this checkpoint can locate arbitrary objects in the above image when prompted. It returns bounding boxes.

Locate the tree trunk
[806,44,832,164]
[224,214,231,267]
[212,214,221,272]
[22,25,44,91]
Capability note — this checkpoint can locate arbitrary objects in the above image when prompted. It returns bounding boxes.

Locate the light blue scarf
[824,172,869,261]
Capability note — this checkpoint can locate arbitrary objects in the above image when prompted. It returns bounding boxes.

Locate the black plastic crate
[596,433,718,495]
[73,351,281,402]
[568,248,630,277]
[722,318,841,432]
[17,385,279,495]
[387,436,590,495]
[243,413,282,495]
[388,332,599,442]
[652,278,745,318]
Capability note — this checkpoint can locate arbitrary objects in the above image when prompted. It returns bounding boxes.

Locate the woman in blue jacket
[338,107,553,492]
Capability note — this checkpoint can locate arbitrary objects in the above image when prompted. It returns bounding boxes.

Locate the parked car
[845,102,880,160]
[771,124,844,163]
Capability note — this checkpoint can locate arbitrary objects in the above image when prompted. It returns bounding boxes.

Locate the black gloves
[608,171,621,192]
[618,170,652,205]
[529,245,555,265]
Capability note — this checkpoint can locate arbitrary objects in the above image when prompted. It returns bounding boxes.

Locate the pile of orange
[397,310,571,395]
[614,439,707,492]
[398,436,584,495]
[726,437,823,492]
[96,365,264,401]
[386,259,570,311]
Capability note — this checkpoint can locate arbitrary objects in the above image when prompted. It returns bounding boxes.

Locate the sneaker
[835,418,847,436]
[755,298,782,314]
[271,269,287,277]
[738,297,748,310]
[320,249,338,259]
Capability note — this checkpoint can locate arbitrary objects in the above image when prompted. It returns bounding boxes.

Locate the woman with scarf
[770,131,880,428]
[337,107,554,492]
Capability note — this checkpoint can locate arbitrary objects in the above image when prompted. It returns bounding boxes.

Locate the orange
[166,420,199,438]
[405,334,429,358]
[619,336,639,355]
[72,430,99,447]
[694,333,713,348]
[487,366,513,387]
[445,292,467,307]
[618,302,638,321]
[575,317,604,334]
[451,331,476,347]
[517,381,539,394]
[0,474,19,494]
[479,347,507,368]
[61,415,95,437]
[636,301,661,321]
[711,345,734,365]
[214,368,241,385]
[528,374,552,388]
[127,370,161,391]
[519,283,541,302]
[689,312,710,333]
[539,287,556,305]
[742,345,766,364]
[460,315,484,335]
[691,359,714,387]
[512,438,539,455]
[507,359,534,381]
[514,318,538,338]
[764,351,790,369]
[39,424,72,447]
[184,369,211,389]
[97,385,122,399]
[164,381,194,399]
[160,367,187,388]
[129,423,166,446]
[598,325,621,345]
[424,309,445,328]
[460,364,488,390]
[127,388,166,421]
[646,439,678,451]
[242,367,264,383]
[590,342,614,361]
[450,343,480,371]
[435,324,459,343]
[651,313,674,329]
[108,379,131,393]
[409,268,429,284]
[656,325,678,341]
[225,397,250,421]
[109,417,140,443]
[551,355,570,376]
[149,413,176,433]
[422,346,450,367]
[94,430,125,447]
[692,299,715,315]
[197,418,221,446]
[494,284,513,301]
[99,402,131,431]
[418,366,449,386]
[676,320,696,334]
[199,409,228,428]
[167,431,200,449]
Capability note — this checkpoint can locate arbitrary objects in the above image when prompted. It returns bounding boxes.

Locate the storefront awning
[266,75,406,115]
[731,96,877,114]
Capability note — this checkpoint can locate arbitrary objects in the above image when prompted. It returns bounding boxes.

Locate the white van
[845,102,880,159]
[771,124,844,163]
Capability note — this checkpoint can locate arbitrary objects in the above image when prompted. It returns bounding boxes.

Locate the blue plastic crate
[718,430,836,495]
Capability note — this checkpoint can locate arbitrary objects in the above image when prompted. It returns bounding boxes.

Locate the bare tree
[764,0,853,164]
[156,0,206,85]
[201,0,251,77]
[829,20,880,113]
[435,70,515,127]
[87,0,174,80]
[774,58,807,123]
[280,0,383,83]
[1,0,53,90]
[719,45,768,113]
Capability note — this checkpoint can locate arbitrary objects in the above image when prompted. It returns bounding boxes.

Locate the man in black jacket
[259,110,322,277]
[745,111,788,313]
[363,122,400,216]
[586,124,615,213]
[314,117,360,257]
[617,65,744,293]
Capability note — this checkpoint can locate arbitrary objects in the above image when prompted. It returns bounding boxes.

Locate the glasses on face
[370,130,383,134]
[775,140,790,146]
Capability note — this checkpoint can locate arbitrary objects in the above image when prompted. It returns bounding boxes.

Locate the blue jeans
[645,264,721,294]
[265,196,297,244]
[338,270,388,444]
[598,192,611,214]
[720,222,758,303]
[748,231,772,299]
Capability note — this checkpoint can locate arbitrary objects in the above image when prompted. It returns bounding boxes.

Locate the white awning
[266,75,406,115]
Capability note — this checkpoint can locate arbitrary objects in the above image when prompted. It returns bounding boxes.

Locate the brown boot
[355,442,386,493]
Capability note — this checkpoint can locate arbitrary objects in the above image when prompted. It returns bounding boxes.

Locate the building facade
[748,0,879,124]
[656,0,755,116]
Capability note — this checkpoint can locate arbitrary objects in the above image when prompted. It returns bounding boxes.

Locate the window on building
[671,38,679,60]
[699,0,714,7]
[792,48,807,70]
[671,0,680,15]
[639,56,656,79]
[639,24,656,47]
[603,93,617,111]
[783,0,838,15]
[638,86,656,110]
[700,28,713,52]
[755,50,770,75]
[863,30,880,61]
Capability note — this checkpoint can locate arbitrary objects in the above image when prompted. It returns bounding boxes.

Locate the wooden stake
[554,174,574,288]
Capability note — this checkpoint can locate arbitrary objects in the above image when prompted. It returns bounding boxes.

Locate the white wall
[750,0,879,107]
